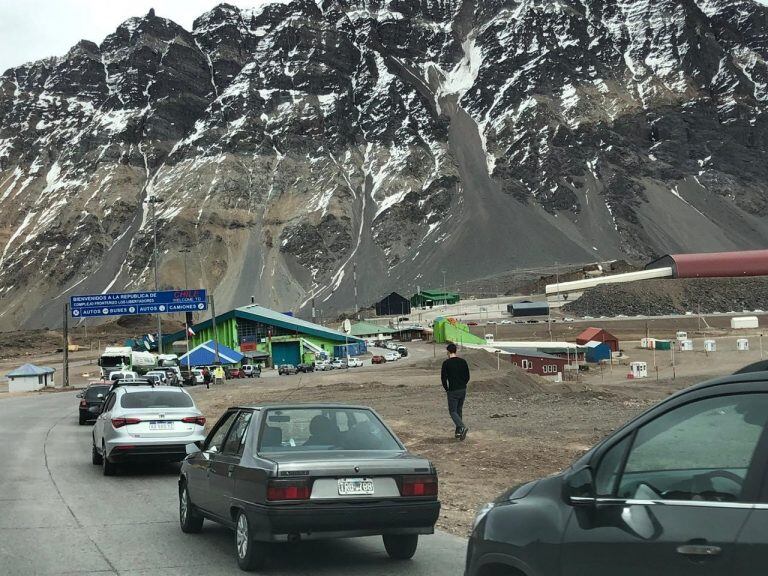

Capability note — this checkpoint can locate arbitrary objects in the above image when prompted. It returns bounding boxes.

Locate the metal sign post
[62,303,70,388]
[210,295,221,365]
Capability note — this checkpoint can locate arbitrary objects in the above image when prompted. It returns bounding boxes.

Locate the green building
[433,318,486,345]
[164,305,365,366]
[348,321,396,339]
[410,290,460,307]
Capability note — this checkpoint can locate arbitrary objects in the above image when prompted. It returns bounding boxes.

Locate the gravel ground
[564,276,768,317]
[189,347,684,537]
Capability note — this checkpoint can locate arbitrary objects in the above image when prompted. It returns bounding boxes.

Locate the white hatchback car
[384,351,400,361]
[91,385,206,476]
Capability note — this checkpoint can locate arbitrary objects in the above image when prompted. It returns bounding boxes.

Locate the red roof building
[503,349,568,377]
[576,327,620,352]
[646,249,768,278]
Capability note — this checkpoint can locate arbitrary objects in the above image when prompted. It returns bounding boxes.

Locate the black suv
[77,384,110,425]
[466,369,768,576]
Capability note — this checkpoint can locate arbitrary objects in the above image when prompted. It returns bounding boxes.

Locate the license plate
[149,421,173,430]
[338,478,374,496]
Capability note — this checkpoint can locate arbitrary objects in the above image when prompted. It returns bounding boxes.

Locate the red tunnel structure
[646,249,768,279]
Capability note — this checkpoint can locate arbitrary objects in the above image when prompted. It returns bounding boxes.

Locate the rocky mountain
[2,0,768,329]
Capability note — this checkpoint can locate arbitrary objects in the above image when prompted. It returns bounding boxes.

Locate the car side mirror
[564,466,597,507]
[185,441,202,455]
[76,392,83,398]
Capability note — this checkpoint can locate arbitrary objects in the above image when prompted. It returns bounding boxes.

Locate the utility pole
[63,303,70,388]
[442,270,447,310]
[146,195,163,354]
[180,248,191,324]
[353,262,359,320]
[210,294,221,365]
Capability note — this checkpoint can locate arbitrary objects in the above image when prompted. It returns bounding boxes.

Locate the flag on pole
[187,325,195,337]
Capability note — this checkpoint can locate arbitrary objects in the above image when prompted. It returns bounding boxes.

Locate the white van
[107,370,138,382]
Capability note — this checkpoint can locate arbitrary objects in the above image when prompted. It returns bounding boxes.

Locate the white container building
[731,316,759,330]
[737,338,750,351]
[629,361,648,379]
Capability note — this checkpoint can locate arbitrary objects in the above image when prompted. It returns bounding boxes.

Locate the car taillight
[111,417,141,428]
[266,480,311,501]
[401,475,438,497]
[182,416,206,426]
[79,400,87,407]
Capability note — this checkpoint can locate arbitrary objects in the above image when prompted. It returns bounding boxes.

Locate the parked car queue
[76,361,768,573]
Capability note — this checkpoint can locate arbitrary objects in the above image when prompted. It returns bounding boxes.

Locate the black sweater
[441,356,470,391]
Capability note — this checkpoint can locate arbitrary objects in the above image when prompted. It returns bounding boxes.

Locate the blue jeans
[447,389,466,430]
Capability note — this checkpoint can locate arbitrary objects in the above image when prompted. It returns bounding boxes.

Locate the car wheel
[91,442,102,465]
[102,443,116,476]
[235,510,267,571]
[383,534,419,560]
[179,483,204,533]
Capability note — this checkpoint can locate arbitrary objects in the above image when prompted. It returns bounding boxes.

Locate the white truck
[98,346,157,377]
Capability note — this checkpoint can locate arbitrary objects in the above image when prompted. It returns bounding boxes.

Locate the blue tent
[586,341,611,363]
[179,340,244,366]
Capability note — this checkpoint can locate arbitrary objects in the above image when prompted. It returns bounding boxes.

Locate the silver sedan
[179,404,440,571]
[91,385,206,476]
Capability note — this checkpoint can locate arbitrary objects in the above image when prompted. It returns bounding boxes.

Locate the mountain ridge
[1,0,768,329]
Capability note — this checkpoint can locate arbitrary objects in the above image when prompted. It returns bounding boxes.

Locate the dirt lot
[188,345,690,537]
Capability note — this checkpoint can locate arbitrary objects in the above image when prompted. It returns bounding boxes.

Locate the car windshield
[85,386,109,400]
[259,407,402,452]
[120,391,194,409]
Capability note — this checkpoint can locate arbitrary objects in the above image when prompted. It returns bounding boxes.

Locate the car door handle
[676,544,722,557]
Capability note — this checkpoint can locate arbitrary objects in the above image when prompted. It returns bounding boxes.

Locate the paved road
[0,392,467,575]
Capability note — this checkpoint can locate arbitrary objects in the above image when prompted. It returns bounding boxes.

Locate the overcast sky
[0,0,261,73]
[2,0,768,74]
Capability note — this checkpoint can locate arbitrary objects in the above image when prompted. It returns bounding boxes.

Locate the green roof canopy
[164,304,364,346]
[349,321,395,337]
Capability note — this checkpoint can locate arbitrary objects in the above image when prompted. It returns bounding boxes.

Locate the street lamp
[145,195,163,354]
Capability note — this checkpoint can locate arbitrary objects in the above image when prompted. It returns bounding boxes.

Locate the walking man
[441,343,470,440]
[202,367,211,390]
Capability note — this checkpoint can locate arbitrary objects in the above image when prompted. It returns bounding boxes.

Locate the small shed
[640,337,656,349]
[676,331,688,341]
[6,364,56,392]
[737,338,750,351]
[704,340,716,352]
[576,327,620,352]
[629,362,648,379]
[585,341,612,363]
[680,339,694,352]
[375,292,412,317]
[654,340,672,351]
